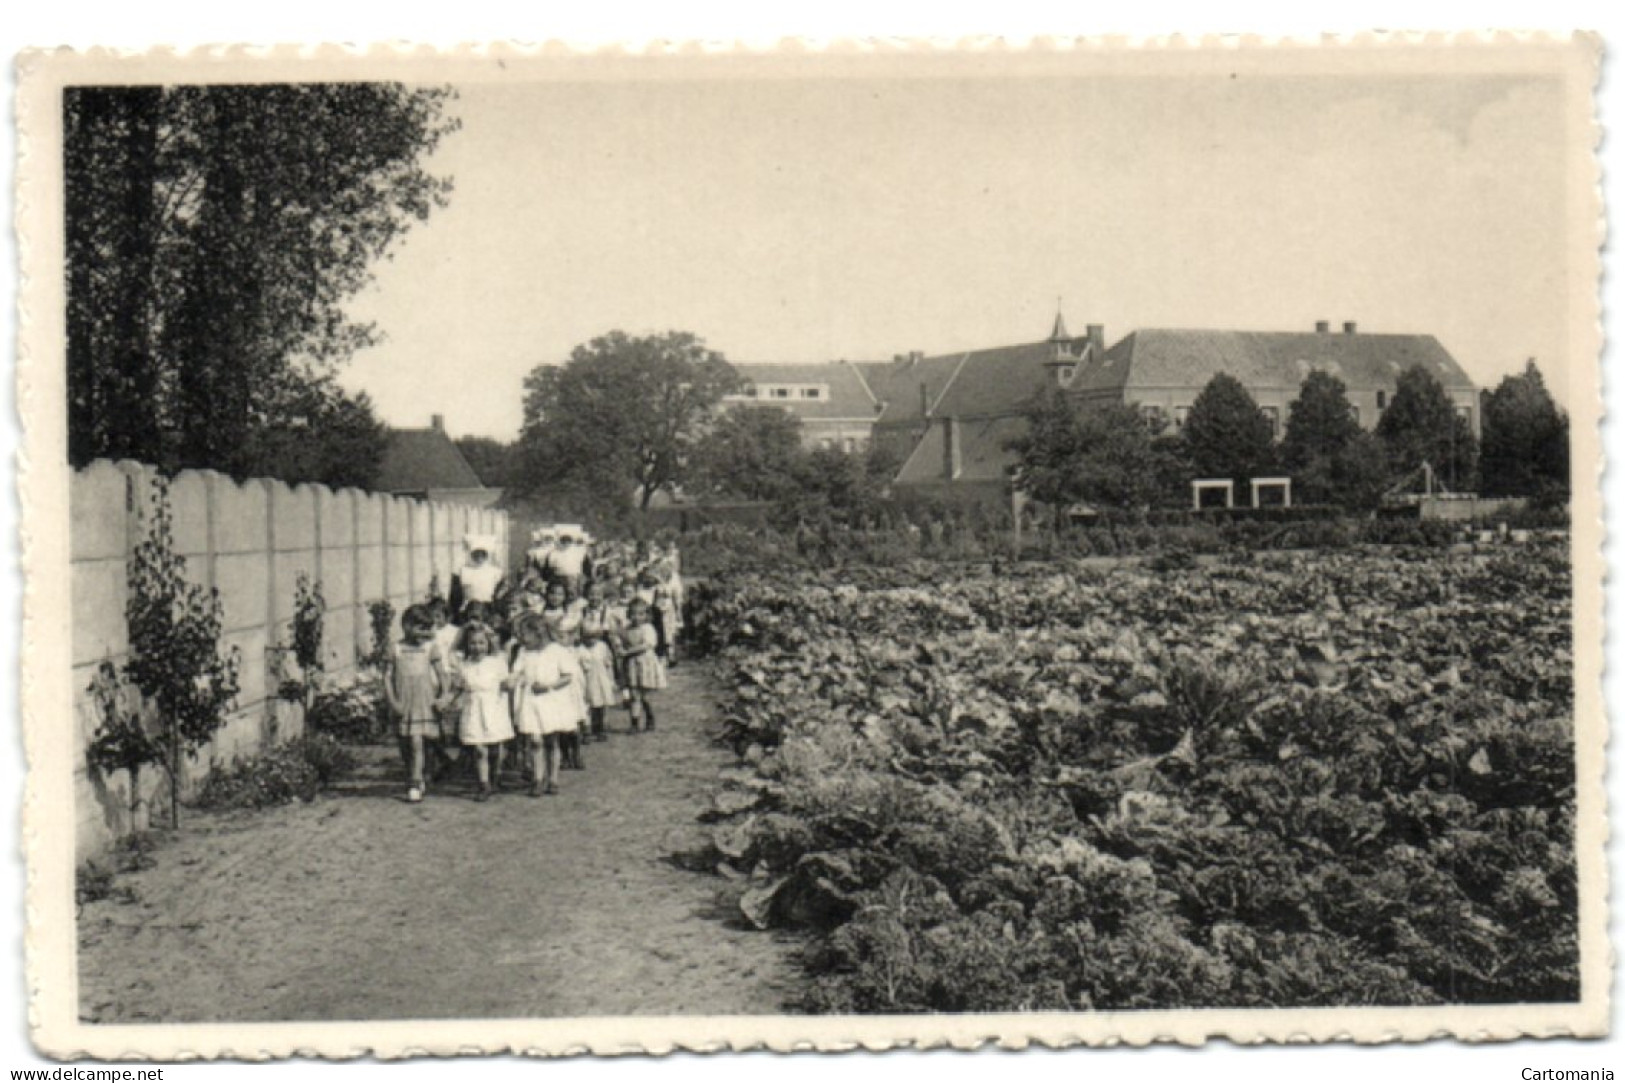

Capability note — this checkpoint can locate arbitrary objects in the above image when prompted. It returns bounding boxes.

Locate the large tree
[519,330,740,510]
[1182,373,1276,482]
[234,374,388,490]
[688,405,807,503]
[1282,370,1365,503]
[455,436,525,490]
[65,83,458,483]
[1376,364,1478,492]
[1479,360,1569,500]
[1009,389,1182,512]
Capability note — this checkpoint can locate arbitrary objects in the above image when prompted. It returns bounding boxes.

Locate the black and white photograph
[11,30,1610,1061]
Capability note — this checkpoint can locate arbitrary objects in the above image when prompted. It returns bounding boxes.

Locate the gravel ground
[77,667,805,1022]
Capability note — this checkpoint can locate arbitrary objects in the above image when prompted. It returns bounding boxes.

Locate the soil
[76,667,807,1022]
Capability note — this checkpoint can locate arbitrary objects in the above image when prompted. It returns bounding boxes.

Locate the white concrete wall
[71,460,510,859]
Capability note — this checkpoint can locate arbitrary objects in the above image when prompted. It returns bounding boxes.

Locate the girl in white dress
[549,616,591,770]
[510,613,578,796]
[450,622,515,802]
[577,579,623,742]
[621,598,665,733]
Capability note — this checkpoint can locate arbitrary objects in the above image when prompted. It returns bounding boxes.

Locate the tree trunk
[169,720,181,830]
[128,763,142,827]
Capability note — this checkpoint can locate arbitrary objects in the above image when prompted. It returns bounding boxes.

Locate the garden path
[76,668,804,1023]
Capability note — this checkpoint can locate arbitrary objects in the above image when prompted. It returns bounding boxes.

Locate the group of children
[381,531,684,804]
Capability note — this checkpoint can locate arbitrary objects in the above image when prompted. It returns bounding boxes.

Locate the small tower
[1044,302,1079,387]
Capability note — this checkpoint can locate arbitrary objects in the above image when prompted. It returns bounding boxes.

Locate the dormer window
[802,387,821,399]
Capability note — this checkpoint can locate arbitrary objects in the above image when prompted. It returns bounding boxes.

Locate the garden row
[681,541,1576,1011]
[674,510,1562,578]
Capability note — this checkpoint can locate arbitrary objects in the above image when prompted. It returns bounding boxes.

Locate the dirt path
[77,668,806,1022]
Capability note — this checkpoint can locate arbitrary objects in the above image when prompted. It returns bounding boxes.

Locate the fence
[71,459,510,858]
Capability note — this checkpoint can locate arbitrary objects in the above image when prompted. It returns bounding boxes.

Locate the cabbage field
[686,541,1577,1012]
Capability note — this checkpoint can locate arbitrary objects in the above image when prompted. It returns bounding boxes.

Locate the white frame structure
[1192,479,1235,510]
[1250,476,1293,509]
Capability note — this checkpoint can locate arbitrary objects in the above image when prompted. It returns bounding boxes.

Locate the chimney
[909,350,924,365]
[942,415,961,481]
[1315,320,1330,334]
[430,413,445,432]
[1087,323,1106,357]
[919,382,931,419]
[1343,321,1358,335]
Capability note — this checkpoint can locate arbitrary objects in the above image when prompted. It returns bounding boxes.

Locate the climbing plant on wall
[89,475,241,828]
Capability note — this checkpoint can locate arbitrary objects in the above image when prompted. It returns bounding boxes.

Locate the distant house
[376,415,503,507]
[889,314,1107,499]
[1073,321,1481,442]
[888,314,1479,499]
[722,362,886,452]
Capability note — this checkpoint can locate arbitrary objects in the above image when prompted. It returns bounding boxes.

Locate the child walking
[450,621,516,802]
[511,613,578,796]
[621,597,666,733]
[426,599,461,782]
[577,580,622,742]
[383,604,443,804]
[551,619,591,769]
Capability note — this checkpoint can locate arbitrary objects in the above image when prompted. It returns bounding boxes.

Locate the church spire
[1049,298,1071,343]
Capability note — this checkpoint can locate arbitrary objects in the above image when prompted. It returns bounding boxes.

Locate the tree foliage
[1282,371,1374,506]
[455,436,525,490]
[65,83,458,484]
[1376,365,1478,492]
[1282,371,1363,472]
[235,376,389,490]
[1479,361,1569,501]
[689,406,807,503]
[1009,390,1183,512]
[1182,374,1275,482]
[519,330,741,510]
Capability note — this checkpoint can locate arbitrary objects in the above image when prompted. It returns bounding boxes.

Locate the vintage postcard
[15,35,1607,1059]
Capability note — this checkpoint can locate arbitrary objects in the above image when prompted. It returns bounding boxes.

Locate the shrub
[364,598,395,672]
[90,477,241,830]
[306,684,389,745]
[196,734,357,811]
[76,860,138,908]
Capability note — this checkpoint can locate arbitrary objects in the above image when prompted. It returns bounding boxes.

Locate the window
[1351,405,1361,426]
[1455,405,1473,428]
[819,438,835,450]
[1057,365,1075,384]
[802,387,822,399]
[843,437,857,453]
[770,387,790,399]
[1173,406,1191,431]
[1262,406,1280,440]
[1376,390,1388,410]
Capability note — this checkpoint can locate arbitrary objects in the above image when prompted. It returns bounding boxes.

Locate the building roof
[854,355,969,425]
[1074,329,1476,398]
[375,426,486,494]
[929,340,1066,419]
[726,362,882,421]
[895,414,1029,486]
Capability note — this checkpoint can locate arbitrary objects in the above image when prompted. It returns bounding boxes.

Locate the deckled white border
[14,34,1609,1059]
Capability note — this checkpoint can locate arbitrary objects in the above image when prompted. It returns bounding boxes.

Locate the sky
[337,61,1578,441]
[336,63,1577,440]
